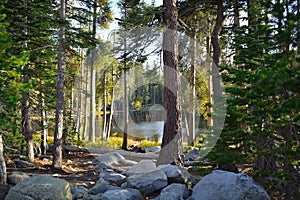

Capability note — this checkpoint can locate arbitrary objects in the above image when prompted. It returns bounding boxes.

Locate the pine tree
[157,0,182,165]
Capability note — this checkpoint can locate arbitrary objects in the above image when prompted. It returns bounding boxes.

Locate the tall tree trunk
[188,28,196,146]
[88,0,98,143]
[206,36,212,127]
[107,64,115,140]
[157,0,182,166]
[121,4,128,150]
[21,82,34,162]
[40,93,48,155]
[211,0,224,129]
[21,0,34,163]
[76,51,84,141]
[122,63,128,150]
[102,68,107,140]
[0,135,7,185]
[82,62,89,140]
[52,0,66,169]
[89,51,96,143]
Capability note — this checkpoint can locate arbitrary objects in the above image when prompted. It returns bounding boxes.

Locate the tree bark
[21,84,34,162]
[21,0,34,163]
[102,68,107,140]
[82,61,89,140]
[89,53,96,143]
[106,64,115,140]
[122,64,128,150]
[76,50,84,141]
[121,4,128,150]
[0,135,7,185]
[52,0,66,169]
[188,29,196,146]
[40,93,48,155]
[210,0,224,129]
[157,0,182,166]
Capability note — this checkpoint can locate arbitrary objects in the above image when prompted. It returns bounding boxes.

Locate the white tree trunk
[82,61,89,140]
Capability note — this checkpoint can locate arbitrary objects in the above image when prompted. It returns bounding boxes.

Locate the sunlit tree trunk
[82,63,89,140]
[157,0,182,166]
[102,68,107,140]
[52,0,66,169]
[107,64,115,140]
[0,135,7,185]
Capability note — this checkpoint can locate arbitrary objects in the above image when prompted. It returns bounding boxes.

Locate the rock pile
[4,152,271,200]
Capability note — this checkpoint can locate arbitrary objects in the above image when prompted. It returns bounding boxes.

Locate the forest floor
[6,150,153,187]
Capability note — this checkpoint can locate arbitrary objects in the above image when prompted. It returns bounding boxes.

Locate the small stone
[7,171,30,185]
[102,188,143,200]
[13,159,35,168]
[127,160,156,174]
[90,178,110,195]
[157,164,189,184]
[99,170,126,185]
[158,183,190,200]
[127,169,168,195]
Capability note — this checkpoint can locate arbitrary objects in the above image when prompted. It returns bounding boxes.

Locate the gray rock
[188,175,201,187]
[102,188,143,200]
[184,149,200,161]
[90,178,110,195]
[5,175,72,200]
[86,193,103,200]
[75,187,89,200]
[38,155,53,160]
[157,164,189,184]
[94,152,136,169]
[13,159,35,168]
[190,170,271,200]
[99,169,126,185]
[127,169,168,195]
[127,159,156,174]
[157,183,190,200]
[70,185,88,199]
[7,171,30,185]
[0,186,9,200]
[143,146,161,153]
